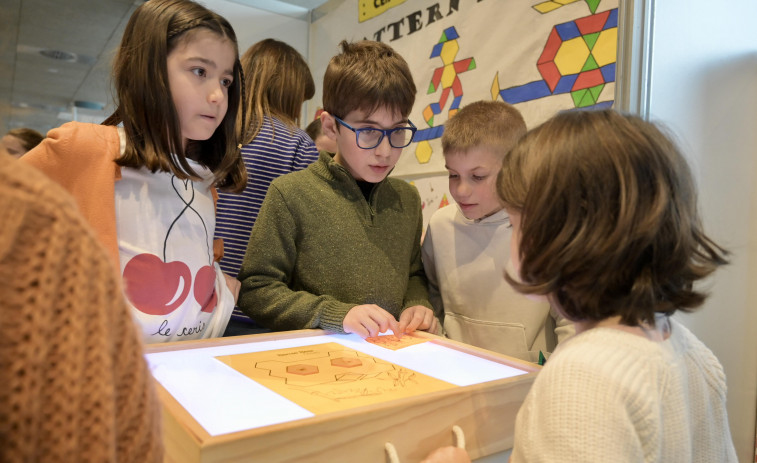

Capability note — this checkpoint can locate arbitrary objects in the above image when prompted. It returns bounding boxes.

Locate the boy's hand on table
[421,447,471,463]
[344,304,401,338]
[398,305,438,335]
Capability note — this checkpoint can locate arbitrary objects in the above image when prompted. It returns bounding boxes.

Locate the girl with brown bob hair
[498,109,727,324]
[22,0,245,343]
[422,109,736,462]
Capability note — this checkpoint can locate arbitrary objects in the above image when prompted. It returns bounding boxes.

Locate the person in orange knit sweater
[0,152,162,461]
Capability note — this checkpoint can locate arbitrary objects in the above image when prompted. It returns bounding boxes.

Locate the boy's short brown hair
[442,100,526,158]
[322,40,416,119]
[498,109,728,327]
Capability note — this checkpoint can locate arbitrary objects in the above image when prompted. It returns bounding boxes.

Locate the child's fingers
[426,316,439,335]
[343,319,369,338]
[396,318,407,338]
[377,315,401,337]
[365,317,381,337]
[401,307,424,333]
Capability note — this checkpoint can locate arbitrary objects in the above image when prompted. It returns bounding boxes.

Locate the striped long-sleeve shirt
[215,116,319,277]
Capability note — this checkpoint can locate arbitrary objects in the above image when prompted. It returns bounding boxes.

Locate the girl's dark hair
[239,38,315,145]
[497,109,729,327]
[103,0,246,192]
[7,128,44,152]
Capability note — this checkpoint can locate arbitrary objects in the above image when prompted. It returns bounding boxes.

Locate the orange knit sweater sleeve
[0,154,162,462]
[20,122,122,265]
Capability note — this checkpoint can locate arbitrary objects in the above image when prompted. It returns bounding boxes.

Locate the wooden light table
[144,330,539,462]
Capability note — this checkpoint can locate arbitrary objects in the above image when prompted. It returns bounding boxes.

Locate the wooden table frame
[145,330,539,463]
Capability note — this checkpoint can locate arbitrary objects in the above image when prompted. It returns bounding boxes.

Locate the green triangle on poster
[439,32,447,43]
[468,58,477,71]
[578,89,597,107]
[427,115,434,126]
[589,84,604,101]
[584,0,600,14]
[571,89,588,107]
[428,82,436,94]
[584,32,600,50]
[581,55,599,72]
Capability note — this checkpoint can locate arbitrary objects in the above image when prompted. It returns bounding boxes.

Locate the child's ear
[320,112,338,140]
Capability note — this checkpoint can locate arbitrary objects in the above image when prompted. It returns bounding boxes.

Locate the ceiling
[0,0,327,135]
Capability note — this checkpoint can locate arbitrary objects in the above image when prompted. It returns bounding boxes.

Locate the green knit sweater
[237,151,432,332]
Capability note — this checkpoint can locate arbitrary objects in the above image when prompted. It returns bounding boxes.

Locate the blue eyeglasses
[334,116,417,149]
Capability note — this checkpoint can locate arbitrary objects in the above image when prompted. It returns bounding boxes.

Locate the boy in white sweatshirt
[421,101,573,361]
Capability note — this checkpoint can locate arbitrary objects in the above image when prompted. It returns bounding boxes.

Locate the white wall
[202,0,310,65]
[201,0,311,124]
[643,1,757,460]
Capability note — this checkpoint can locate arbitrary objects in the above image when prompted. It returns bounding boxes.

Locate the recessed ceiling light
[73,100,106,110]
[39,49,78,62]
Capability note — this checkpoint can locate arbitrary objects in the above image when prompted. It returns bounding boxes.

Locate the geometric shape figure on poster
[501,9,618,107]
[538,29,562,64]
[451,76,463,97]
[554,74,578,94]
[593,28,618,66]
[584,0,602,14]
[581,54,599,72]
[499,80,552,104]
[600,63,616,82]
[533,1,563,14]
[439,194,449,209]
[438,87,451,110]
[588,83,605,101]
[331,357,363,368]
[441,64,457,88]
[441,26,459,41]
[413,125,445,143]
[572,68,603,90]
[555,20,581,40]
[287,364,319,376]
[571,88,588,107]
[576,8,609,34]
[440,40,460,65]
[430,42,444,58]
[532,0,581,14]
[453,57,475,73]
[583,31,600,50]
[415,140,433,164]
[450,95,463,111]
[423,106,434,125]
[431,67,444,91]
[537,60,561,92]
[491,72,500,101]
[554,37,591,75]
[605,7,619,28]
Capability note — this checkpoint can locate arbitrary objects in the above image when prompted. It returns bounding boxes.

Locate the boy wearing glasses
[237,40,438,338]
[422,101,573,361]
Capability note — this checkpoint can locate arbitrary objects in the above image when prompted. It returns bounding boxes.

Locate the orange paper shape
[365,334,430,350]
[216,343,453,415]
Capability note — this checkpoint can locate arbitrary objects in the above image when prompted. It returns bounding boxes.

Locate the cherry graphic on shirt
[194,265,218,313]
[123,253,192,316]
